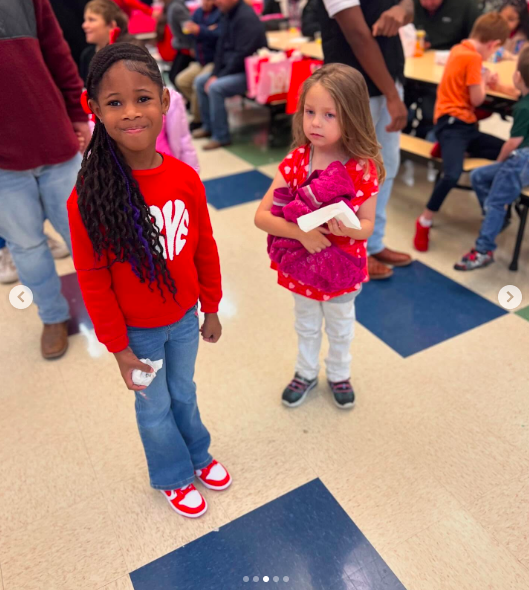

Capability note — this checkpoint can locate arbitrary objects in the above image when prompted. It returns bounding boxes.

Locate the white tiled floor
[1,120,529,589]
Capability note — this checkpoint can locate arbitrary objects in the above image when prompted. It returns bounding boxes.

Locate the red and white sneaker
[413,217,430,252]
[195,460,232,491]
[161,484,208,518]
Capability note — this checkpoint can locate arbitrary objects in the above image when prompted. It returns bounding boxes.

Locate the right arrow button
[498,285,522,310]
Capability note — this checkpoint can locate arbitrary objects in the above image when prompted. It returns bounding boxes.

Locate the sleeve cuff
[323,0,360,18]
[200,301,219,314]
[105,334,129,354]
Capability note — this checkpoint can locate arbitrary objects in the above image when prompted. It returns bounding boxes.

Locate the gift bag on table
[245,53,279,99]
[286,58,323,114]
[246,50,301,104]
[256,59,295,104]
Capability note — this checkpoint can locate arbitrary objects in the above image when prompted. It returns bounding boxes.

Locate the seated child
[414,12,510,253]
[499,0,529,59]
[455,46,529,270]
[177,0,221,128]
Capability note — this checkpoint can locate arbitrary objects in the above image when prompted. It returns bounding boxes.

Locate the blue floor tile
[355,261,507,357]
[130,479,405,590]
[348,560,406,590]
[203,170,272,210]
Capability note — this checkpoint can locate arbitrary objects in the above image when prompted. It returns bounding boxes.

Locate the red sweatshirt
[0,0,86,171]
[67,156,222,353]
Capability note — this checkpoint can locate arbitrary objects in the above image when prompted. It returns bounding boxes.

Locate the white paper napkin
[297,201,362,233]
[132,358,164,386]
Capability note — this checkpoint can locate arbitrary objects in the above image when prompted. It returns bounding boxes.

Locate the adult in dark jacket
[301,0,321,37]
[263,0,321,37]
[49,0,89,67]
[193,0,267,149]
[0,0,89,359]
[176,0,221,127]
[414,0,481,51]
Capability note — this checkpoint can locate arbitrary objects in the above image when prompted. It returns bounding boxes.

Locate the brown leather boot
[203,139,231,151]
[191,128,212,139]
[368,256,393,280]
[41,321,69,360]
[372,247,412,267]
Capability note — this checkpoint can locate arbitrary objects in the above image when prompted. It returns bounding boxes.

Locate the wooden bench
[400,134,527,271]
[399,134,493,176]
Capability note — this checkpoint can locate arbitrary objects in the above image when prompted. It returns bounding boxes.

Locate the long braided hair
[76,43,177,301]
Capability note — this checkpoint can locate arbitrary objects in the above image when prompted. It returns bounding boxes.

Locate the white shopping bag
[399,23,417,58]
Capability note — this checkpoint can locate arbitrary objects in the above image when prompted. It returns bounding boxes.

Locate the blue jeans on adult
[194,71,247,144]
[470,148,529,253]
[367,85,403,256]
[0,236,5,250]
[127,305,213,490]
[0,154,81,324]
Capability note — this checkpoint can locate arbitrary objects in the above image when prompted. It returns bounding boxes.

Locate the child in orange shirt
[414,13,510,252]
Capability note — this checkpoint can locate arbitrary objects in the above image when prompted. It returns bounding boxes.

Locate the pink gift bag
[255,59,293,104]
[245,55,267,99]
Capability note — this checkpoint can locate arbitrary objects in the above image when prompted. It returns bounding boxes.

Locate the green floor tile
[226,141,289,167]
[515,304,529,321]
[224,124,291,166]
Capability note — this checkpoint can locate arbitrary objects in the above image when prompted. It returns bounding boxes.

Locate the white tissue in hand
[297,201,362,233]
[132,358,163,386]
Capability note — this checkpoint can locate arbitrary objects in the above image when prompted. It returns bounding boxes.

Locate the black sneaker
[329,379,355,410]
[454,249,494,271]
[282,373,318,408]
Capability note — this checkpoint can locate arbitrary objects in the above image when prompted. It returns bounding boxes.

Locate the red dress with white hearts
[271,144,379,301]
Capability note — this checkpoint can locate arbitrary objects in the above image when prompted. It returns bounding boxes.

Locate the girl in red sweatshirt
[68,43,231,518]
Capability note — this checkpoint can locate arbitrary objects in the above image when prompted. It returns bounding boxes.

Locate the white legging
[293,289,360,383]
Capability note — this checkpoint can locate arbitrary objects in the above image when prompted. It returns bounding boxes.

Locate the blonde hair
[85,0,129,34]
[292,63,385,184]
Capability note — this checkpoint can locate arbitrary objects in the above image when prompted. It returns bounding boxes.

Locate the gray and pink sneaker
[454,249,494,271]
[329,379,355,410]
[282,373,318,408]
